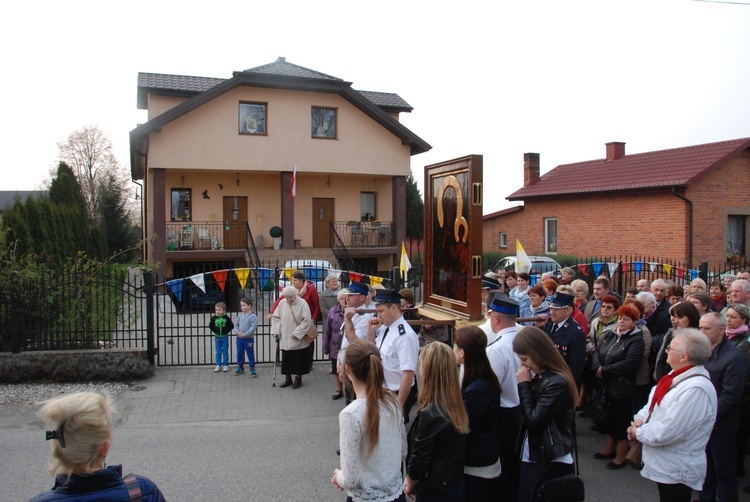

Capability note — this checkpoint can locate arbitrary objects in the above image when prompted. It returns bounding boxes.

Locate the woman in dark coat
[512,326,579,502]
[591,304,645,469]
[453,326,502,501]
[323,289,346,400]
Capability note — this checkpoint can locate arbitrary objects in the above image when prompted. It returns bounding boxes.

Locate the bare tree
[57,125,122,222]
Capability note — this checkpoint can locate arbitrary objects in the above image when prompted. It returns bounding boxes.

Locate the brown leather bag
[625,440,643,470]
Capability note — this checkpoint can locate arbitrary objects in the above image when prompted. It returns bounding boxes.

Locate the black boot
[279,376,293,388]
[292,376,302,389]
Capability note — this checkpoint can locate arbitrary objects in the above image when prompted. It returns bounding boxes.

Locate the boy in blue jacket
[235,296,258,376]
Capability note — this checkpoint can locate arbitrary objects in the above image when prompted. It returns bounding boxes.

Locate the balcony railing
[331,221,395,248]
[165,221,247,251]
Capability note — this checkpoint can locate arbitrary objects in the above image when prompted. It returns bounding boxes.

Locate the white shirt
[336,399,407,502]
[486,325,521,408]
[339,311,373,365]
[376,316,419,392]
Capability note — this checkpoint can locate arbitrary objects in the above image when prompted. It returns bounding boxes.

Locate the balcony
[332,221,394,248]
[165,221,247,251]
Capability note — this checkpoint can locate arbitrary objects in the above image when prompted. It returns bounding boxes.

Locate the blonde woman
[29,392,165,501]
[405,342,470,501]
[332,339,406,502]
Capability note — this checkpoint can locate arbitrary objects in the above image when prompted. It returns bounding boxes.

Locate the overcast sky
[2,0,748,214]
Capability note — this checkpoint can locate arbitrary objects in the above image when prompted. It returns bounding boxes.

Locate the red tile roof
[507,137,750,200]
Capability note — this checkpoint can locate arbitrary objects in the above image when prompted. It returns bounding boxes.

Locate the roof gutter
[672,187,693,267]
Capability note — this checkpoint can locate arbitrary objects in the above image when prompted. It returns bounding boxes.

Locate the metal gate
[155,265,326,366]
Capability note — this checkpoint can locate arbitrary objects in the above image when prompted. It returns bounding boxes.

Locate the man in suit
[583,277,611,324]
[646,278,672,341]
[540,292,587,387]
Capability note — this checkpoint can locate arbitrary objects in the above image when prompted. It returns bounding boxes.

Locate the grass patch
[0,350,154,383]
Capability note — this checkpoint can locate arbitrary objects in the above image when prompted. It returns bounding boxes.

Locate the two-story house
[130,57,430,281]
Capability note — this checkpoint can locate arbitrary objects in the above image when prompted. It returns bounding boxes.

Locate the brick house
[483,137,750,267]
[130,58,430,280]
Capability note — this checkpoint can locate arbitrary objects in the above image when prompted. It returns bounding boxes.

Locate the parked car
[493,255,562,281]
[186,284,225,311]
[278,259,334,292]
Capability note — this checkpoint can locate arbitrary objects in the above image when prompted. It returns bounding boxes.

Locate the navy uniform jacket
[543,317,586,388]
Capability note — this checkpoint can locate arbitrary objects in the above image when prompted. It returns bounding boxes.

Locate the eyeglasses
[665,344,684,355]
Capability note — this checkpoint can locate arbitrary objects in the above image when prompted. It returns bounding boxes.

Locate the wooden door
[223,196,248,248]
[312,198,334,248]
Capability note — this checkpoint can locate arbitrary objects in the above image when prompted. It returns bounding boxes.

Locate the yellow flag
[234,268,250,289]
[400,242,412,278]
[516,239,532,273]
[370,276,384,286]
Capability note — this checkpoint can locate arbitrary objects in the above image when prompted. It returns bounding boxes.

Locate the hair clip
[45,422,65,448]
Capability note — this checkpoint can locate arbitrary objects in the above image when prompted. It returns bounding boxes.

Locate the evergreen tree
[405,171,424,242]
[49,162,87,213]
[97,176,135,261]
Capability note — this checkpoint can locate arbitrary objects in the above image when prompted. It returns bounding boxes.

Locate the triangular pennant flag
[283,267,295,281]
[212,270,228,291]
[529,275,538,286]
[592,262,603,277]
[257,268,273,290]
[361,275,371,285]
[663,264,672,276]
[370,276,384,286]
[167,279,184,302]
[329,268,343,280]
[607,263,618,277]
[648,262,658,272]
[621,263,629,273]
[690,270,699,281]
[633,262,643,275]
[234,268,250,289]
[349,271,362,282]
[577,264,589,276]
[189,273,206,293]
[676,267,686,281]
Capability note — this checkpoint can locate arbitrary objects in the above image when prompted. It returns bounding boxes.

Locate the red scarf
[650,365,695,411]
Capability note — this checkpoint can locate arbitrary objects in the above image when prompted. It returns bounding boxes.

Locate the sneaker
[234,368,244,375]
[213,365,221,372]
[223,366,229,372]
[250,368,257,378]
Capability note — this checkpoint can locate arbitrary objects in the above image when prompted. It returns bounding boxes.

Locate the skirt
[281,347,311,376]
[596,396,632,440]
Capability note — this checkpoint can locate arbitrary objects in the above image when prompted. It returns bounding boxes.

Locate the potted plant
[346,220,358,226]
[371,219,381,226]
[270,226,282,249]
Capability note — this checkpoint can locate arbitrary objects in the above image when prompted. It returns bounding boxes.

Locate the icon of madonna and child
[431,172,470,303]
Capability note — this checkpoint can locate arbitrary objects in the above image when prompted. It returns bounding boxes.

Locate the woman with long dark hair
[332,339,406,502]
[453,326,502,500]
[405,342,470,501]
[512,326,579,502]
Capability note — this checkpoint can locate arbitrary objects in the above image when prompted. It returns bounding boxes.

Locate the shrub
[0,350,154,383]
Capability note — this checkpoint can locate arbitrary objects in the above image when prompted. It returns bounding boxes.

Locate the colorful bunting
[257,268,273,290]
[211,270,228,291]
[606,263,618,277]
[592,262,603,277]
[663,264,672,276]
[349,271,363,283]
[166,278,184,301]
[690,270,699,281]
[283,267,295,281]
[234,268,250,289]
[370,276,384,286]
[577,264,589,276]
[633,262,643,275]
[621,263,629,273]
[329,268,343,280]
[648,262,658,272]
[189,273,205,293]
[676,267,685,281]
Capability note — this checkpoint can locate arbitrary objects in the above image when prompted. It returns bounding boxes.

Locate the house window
[728,215,747,257]
[311,107,337,139]
[544,218,558,254]
[171,189,191,221]
[239,102,267,135]
[361,192,376,221]
[499,232,507,248]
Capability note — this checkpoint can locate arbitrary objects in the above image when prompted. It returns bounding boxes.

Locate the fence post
[10,295,21,354]
[699,261,708,282]
[144,271,156,366]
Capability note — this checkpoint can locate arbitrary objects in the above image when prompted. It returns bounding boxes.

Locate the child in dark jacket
[209,301,234,372]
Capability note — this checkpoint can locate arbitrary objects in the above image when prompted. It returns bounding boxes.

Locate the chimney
[523,153,540,187]
[605,142,625,161]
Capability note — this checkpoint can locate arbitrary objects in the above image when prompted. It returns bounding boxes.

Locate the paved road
[0,363,718,501]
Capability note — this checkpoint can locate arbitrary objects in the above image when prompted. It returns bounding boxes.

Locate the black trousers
[657,482,692,502]
[497,406,523,501]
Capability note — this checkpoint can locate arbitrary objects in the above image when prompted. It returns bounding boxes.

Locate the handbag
[536,418,585,502]
[583,386,610,423]
[625,440,643,470]
[304,323,319,343]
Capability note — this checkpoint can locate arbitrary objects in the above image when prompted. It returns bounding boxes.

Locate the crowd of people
[28,267,750,502]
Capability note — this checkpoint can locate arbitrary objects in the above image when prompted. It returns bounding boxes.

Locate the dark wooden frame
[311,106,337,139]
[238,101,267,135]
[423,155,483,320]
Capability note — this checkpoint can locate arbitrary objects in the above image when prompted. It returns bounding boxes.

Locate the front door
[312,198,334,248]
[223,196,248,248]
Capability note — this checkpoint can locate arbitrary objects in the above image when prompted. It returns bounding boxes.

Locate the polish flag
[289,163,297,200]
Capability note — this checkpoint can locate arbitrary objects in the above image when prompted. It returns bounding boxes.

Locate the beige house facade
[131,58,430,280]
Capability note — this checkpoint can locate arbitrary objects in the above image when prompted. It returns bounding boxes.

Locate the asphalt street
[0,363,733,501]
